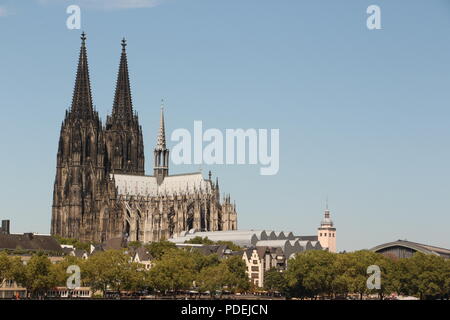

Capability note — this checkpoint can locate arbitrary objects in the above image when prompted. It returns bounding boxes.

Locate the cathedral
[51,33,238,243]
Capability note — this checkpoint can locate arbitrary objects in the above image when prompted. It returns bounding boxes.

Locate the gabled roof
[243,248,255,260]
[62,247,73,255]
[134,247,153,262]
[0,233,62,253]
[244,246,286,261]
[256,247,268,260]
[90,243,104,255]
[72,249,88,258]
[177,244,230,258]
[310,241,322,250]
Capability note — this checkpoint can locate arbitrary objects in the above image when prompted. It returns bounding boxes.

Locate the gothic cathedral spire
[154,100,169,184]
[70,32,94,119]
[156,101,167,150]
[105,38,145,175]
[52,32,108,241]
[111,38,134,123]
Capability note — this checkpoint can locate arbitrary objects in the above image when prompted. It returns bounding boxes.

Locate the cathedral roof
[112,172,212,196]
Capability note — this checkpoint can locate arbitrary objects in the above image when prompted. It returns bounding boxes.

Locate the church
[51,33,238,243]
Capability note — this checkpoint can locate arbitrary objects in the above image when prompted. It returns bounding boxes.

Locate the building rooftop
[0,233,62,254]
[169,229,324,256]
[113,172,212,197]
[371,240,450,259]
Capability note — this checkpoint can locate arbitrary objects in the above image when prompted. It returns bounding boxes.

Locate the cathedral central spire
[154,100,169,184]
[70,32,94,119]
[156,100,167,150]
[111,37,133,123]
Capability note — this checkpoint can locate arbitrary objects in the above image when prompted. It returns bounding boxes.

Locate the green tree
[184,237,242,252]
[264,268,287,294]
[389,257,416,297]
[127,241,142,250]
[51,255,84,287]
[444,259,450,300]
[0,252,11,287]
[330,253,353,298]
[148,249,196,294]
[123,263,147,293]
[197,263,233,296]
[215,241,242,252]
[144,241,177,260]
[345,250,380,299]
[185,236,215,245]
[53,235,91,251]
[83,250,141,295]
[192,251,220,272]
[408,253,448,299]
[223,255,250,292]
[22,255,57,298]
[285,250,336,299]
[9,256,26,288]
[373,253,395,300]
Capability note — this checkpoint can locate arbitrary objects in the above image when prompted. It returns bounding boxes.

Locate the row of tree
[264,250,450,300]
[0,241,250,298]
[2,244,449,299]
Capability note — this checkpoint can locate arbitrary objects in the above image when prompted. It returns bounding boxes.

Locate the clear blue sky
[0,0,449,252]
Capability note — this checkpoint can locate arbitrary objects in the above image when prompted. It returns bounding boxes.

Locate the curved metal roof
[371,240,450,258]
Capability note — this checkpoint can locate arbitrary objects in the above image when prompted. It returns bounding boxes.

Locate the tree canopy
[1,243,448,300]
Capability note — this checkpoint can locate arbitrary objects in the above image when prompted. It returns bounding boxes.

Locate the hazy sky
[0,0,449,252]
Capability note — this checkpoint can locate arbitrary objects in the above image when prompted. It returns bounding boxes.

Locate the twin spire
[70,32,168,157]
[71,33,134,123]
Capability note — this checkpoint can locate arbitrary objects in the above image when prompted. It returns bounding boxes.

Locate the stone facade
[51,34,238,243]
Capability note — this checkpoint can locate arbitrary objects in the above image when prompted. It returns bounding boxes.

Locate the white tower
[317,204,336,253]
